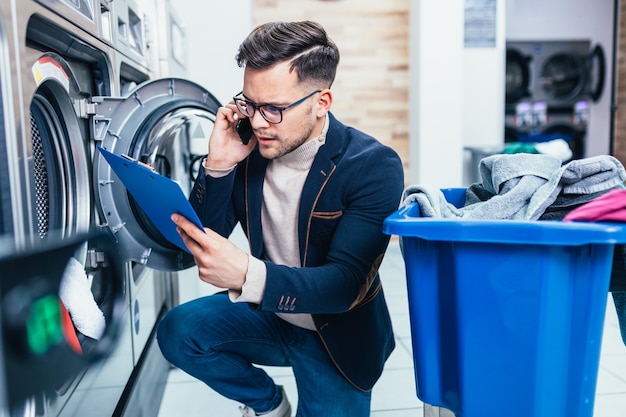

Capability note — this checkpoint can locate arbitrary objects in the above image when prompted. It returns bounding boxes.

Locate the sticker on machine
[32,56,70,92]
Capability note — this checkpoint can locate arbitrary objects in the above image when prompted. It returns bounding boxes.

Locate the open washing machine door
[91,78,220,271]
[587,44,606,103]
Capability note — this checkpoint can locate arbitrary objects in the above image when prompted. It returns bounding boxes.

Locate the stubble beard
[259,112,317,160]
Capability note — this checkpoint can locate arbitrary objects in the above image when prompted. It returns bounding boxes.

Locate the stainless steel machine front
[0,1,220,416]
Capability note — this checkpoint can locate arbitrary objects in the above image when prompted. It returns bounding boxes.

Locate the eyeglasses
[233,90,321,124]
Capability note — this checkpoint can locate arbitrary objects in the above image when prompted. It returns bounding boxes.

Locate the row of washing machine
[505,39,606,160]
[0,1,220,416]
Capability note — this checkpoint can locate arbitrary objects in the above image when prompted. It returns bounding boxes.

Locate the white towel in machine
[59,257,106,340]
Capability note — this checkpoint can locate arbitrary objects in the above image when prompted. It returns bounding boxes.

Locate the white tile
[384,337,415,371]
[596,365,626,395]
[396,336,415,359]
[371,410,423,417]
[371,368,423,411]
[594,393,626,417]
[164,368,196,383]
[391,312,413,339]
[159,370,297,417]
[158,379,239,417]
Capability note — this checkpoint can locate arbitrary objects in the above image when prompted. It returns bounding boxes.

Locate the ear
[316,88,333,117]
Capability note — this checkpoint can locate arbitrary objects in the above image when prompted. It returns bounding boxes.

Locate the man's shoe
[238,386,291,417]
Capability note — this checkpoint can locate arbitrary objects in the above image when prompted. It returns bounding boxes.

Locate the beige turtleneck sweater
[204,115,329,330]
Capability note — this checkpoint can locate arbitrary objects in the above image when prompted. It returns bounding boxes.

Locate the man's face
[241,61,326,160]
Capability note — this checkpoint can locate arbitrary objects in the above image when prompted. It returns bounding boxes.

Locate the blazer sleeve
[189,165,239,238]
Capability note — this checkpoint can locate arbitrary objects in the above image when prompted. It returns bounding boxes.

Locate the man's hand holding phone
[204,105,256,171]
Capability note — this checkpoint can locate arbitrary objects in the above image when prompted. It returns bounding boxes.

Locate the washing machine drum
[539,53,588,102]
[505,48,531,104]
[93,78,221,271]
[27,54,94,242]
[510,42,606,105]
[540,45,606,103]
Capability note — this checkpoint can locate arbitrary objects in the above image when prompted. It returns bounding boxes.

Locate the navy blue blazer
[190,113,405,391]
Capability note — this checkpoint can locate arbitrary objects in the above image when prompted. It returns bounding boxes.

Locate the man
[157,20,404,417]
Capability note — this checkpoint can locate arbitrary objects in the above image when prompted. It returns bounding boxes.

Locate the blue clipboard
[97,146,205,253]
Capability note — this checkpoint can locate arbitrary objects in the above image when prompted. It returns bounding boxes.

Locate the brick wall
[615,2,626,165]
[253,0,410,176]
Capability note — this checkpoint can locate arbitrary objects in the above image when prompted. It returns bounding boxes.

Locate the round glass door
[539,53,586,101]
[93,78,220,271]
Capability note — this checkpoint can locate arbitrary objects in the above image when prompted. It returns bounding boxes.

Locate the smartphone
[236,118,253,145]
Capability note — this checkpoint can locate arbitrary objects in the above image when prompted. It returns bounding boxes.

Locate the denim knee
[156,307,185,363]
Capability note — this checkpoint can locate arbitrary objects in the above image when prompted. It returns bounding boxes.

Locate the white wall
[462,0,507,186]
[506,0,616,158]
[410,0,506,188]
[173,0,253,105]
[409,0,462,188]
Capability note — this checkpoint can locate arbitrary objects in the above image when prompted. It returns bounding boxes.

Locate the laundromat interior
[1,0,626,416]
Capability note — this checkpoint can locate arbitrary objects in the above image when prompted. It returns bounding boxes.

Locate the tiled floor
[157,239,626,417]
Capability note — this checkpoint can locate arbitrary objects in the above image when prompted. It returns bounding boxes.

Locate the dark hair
[236,21,340,88]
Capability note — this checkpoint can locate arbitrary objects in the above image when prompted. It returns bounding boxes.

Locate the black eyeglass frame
[233,90,322,124]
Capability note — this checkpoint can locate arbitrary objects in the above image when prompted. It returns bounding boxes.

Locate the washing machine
[3,1,221,417]
[0,3,19,245]
[98,2,219,415]
[505,40,605,107]
[1,6,24,410]
[504,40,606,160]
[97,54,219,417]
[5,2,130,416]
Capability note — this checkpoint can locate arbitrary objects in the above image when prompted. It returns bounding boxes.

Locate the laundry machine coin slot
[113,0,151,68]
[34,0,101,41]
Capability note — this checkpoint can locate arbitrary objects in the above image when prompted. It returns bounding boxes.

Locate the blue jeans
[157,292,371,417]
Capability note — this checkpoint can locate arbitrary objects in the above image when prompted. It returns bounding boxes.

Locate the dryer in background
[505,40,606,160]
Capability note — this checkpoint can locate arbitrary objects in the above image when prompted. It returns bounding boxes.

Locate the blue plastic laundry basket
[383,188,626,417]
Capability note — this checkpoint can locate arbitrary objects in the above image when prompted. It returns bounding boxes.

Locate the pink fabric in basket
[564,188,626,222]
